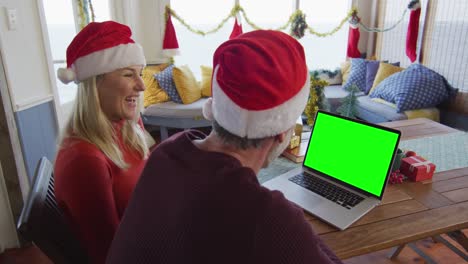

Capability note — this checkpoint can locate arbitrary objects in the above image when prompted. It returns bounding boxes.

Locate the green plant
[337,83,360,118]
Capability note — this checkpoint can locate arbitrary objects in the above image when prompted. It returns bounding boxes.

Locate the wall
[356,0,377,57]
[112,0,169,64]
[0,0,57,112]
[0,0,60,244]
[0,162,19,252]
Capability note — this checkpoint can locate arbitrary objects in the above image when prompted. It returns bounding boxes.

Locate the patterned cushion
[369,62,404,95]
[370,64,457,112]
[365,61,399,95]
[142,64,170,107]
[154,65,183,104]
[172,65,201,104]
[200,65,213,97]
[343,58,368,92]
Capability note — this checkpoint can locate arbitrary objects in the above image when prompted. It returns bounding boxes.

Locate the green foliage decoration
[290,11,307,39]
[337,83,360,118]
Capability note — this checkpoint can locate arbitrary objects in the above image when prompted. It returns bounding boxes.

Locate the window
[376,0,422,67]
[42,0,111,106]
[241,0,293,32]
[422,0,468,92]
[171,0,234,78]
[170,0,350,76]
[42,0,77,105]
[300,0,351,70]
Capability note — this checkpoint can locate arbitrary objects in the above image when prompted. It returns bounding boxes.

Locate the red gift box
[400,155,436,182]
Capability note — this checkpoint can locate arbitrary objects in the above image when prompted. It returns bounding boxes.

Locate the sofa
[140,64,214,140]
[324,84,410,123]
[319,59,457,124]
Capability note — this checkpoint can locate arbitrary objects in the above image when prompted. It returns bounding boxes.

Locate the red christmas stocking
[347,26,361,58]
[406,7,421,62]
[229,17,243,40]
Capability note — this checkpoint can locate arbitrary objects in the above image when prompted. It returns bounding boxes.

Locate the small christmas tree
[304,76,330,125]
[337,83,360,118]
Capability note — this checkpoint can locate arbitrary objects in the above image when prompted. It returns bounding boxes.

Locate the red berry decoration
[389,170,405,184]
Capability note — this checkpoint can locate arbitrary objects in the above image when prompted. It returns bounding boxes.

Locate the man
[106,30,342,264]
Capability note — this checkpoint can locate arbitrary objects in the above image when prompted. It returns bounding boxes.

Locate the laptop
[262,110,401,230]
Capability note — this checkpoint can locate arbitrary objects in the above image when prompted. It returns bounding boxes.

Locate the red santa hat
[57,21,146,84]
[203,30,310,139]
[162,14,180,57]
[229,15,243,39]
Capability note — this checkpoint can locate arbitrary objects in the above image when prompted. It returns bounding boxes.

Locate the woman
[54,21,154,264]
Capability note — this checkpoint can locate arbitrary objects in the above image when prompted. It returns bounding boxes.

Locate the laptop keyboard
[289,173,365,209]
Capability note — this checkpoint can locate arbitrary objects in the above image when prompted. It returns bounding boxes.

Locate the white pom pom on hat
[57,68,76,84]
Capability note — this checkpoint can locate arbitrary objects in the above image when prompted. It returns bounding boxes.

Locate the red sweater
[54,120,147,264]
[107,131,342,264]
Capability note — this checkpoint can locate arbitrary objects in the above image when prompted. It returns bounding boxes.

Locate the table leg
[160,126,169,141]
[407,242,438,264]
[388,243,439,264]
[388,244,406,260]
[433,235,468,261]
[447,230,468,251]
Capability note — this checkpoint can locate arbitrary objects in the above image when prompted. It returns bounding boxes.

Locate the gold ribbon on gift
[408,156,432,173]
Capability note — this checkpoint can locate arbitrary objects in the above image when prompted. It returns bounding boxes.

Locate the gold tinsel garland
[165,5,357,39]
[304,77,329,126]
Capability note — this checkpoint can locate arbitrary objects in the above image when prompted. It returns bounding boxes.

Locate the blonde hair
[59,76,151,169]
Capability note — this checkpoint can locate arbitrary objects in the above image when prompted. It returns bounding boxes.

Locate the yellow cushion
[405,108,440,122]
[372,98,440,122]
[340,61,351,84]
[173,65,201,104]
[369,63,404,95]
[371,98,397,108]
[200,65,213,97]
[142,64,170,107]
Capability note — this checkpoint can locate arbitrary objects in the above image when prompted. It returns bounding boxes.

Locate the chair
[17,157,89,264]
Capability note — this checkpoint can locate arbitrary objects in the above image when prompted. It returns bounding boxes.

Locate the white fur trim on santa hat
[162,48,180,58]
[71,43,146,82]
[202,97,214,121]
[210,66,310,139]
[408,0,421,10]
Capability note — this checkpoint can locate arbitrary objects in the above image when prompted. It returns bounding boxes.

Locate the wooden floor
[345,231,468,263]
[1,231,466,263]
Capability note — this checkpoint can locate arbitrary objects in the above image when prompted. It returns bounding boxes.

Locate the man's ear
[275,130,288,143]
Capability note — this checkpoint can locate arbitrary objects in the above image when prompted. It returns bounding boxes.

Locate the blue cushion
[154,65,183,104]
[370,64,457,112]
[343,58,368,92]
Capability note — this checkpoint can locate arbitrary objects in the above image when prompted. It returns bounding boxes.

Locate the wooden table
[310,118,468,259]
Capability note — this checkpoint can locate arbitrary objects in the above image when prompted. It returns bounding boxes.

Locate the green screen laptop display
[303,112,400,197]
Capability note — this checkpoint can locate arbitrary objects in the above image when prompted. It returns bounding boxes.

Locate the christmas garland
[166,5,355,38]
[310,69,341,79]
[76,0,95,29]
[304,76,330,126]
[166,1,414,39]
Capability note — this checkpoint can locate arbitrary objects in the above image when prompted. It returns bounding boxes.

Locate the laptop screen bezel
[302,110,401,200]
